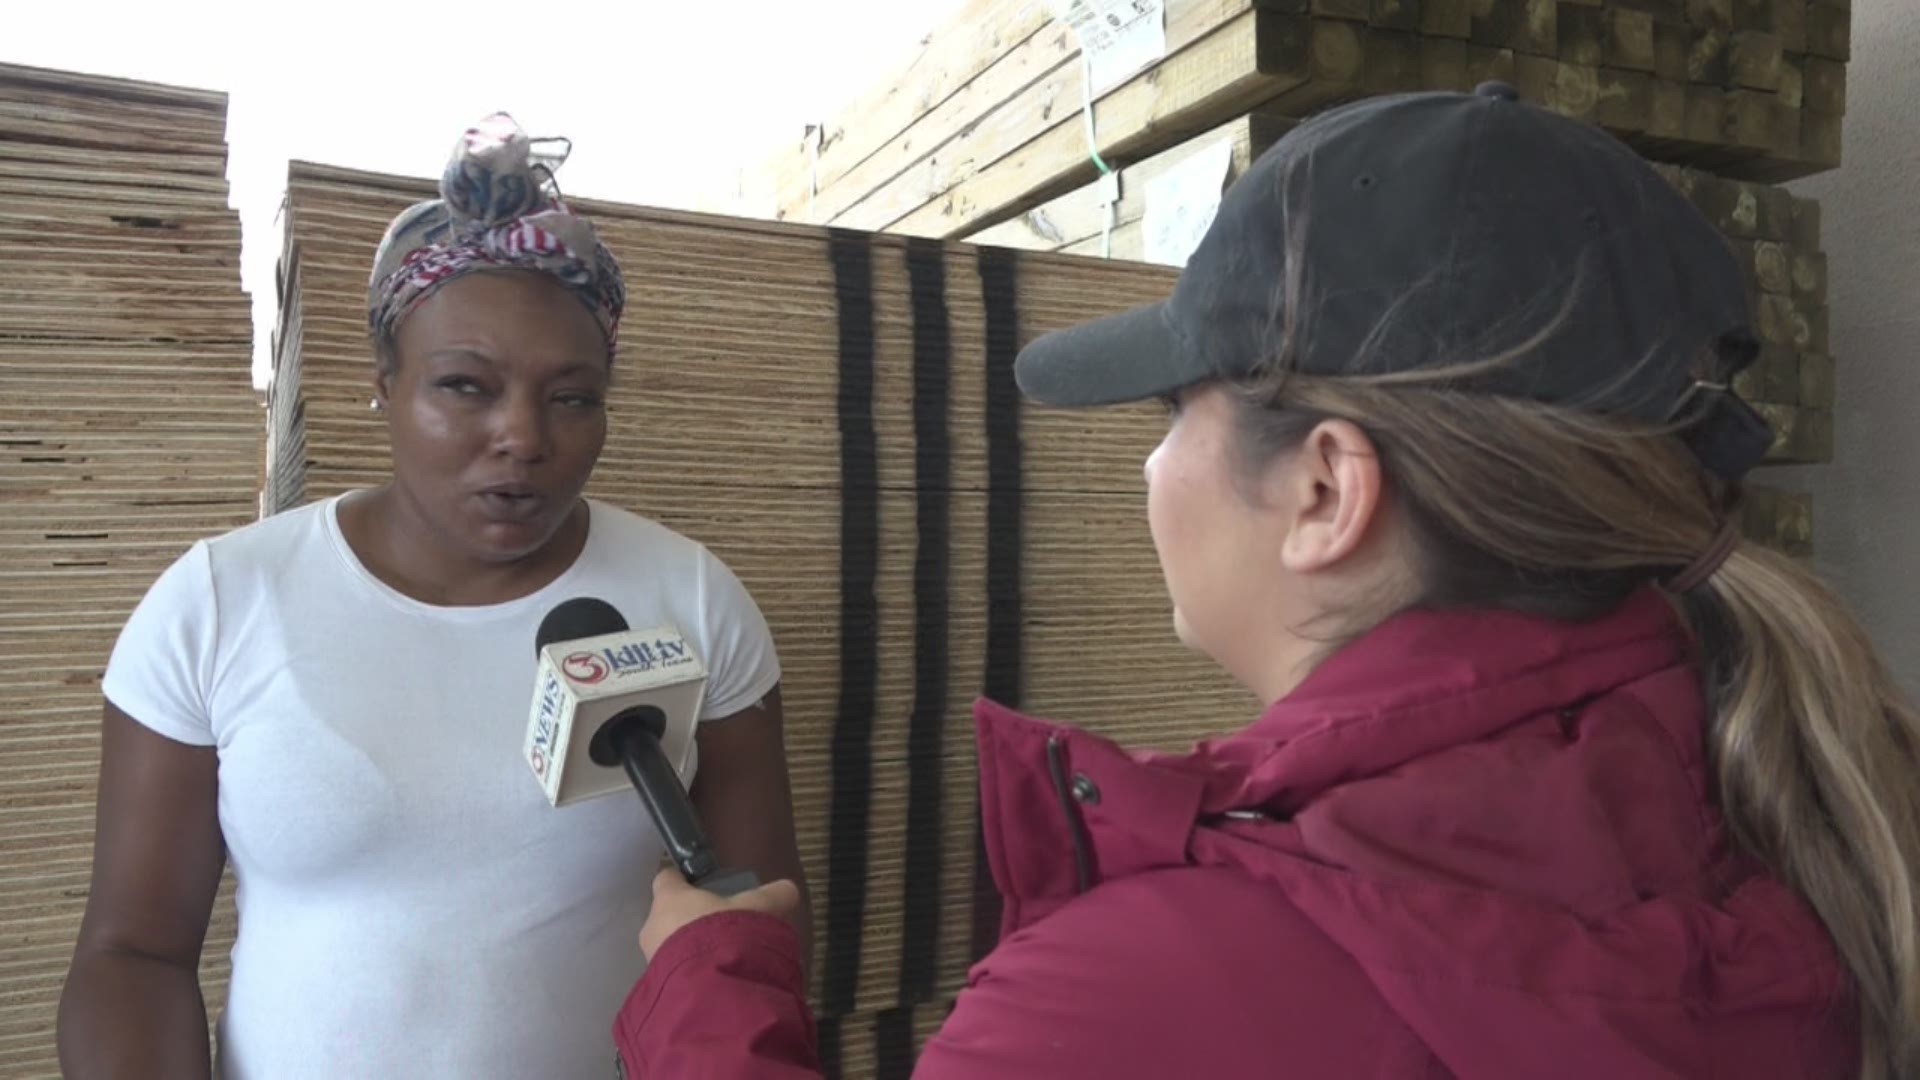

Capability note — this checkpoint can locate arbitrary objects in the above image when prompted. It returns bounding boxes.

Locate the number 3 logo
[563,652,609,684]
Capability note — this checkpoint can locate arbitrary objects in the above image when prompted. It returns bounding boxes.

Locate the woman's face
[376,271,610,565]
[1146,384,1275,676]
[1144,383,1393,702]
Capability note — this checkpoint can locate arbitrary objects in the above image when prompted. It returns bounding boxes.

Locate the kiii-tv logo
[565,640,685,684]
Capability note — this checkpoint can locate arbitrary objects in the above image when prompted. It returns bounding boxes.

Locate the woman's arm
[619,873,820,1079]
[690,684,813,972]
[58,701,225,1079]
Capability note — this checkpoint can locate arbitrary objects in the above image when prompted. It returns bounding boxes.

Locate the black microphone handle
[614,725,760,896]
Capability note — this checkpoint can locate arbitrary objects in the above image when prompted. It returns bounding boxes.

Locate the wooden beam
[1743,487,1813,557]
[781,16,1081,226]
[1559,6,1610,66]
[876,9,1312,238]
[1422,0,1476,37]
[1802,55,1846,114]
[1421,35,1476,88]
[1607,9,1658,71]
[735,0,1055,221]
[1805,5,1850,60]
[965,111,1282,253]
[1799,352,1835,410]
[1729,31,1783,90]
[821,1,1285,231]
[1316,0,1375,21]
[1372,0,1424,32]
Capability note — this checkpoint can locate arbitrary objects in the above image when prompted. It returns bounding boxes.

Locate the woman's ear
[371,347,395,411]
[1276,418,1384,574]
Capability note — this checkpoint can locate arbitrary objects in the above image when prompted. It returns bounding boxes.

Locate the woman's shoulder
[188,498,334,576]
[584,499,729,570]
[124,501,331,610]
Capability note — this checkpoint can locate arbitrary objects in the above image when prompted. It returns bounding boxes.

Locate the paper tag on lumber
[1143,138,1234,267]
[1048,0,1166,95]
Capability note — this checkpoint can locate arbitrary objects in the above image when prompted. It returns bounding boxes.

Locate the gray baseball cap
[1013,82,1773,478]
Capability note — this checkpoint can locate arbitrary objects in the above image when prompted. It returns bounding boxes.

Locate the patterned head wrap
[367,113,626,358]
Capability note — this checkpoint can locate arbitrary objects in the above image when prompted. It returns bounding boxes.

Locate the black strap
[818,1016,846,1080]
[823,229,878,1045]
[973,246,1023,961]
[898,236,953,1014]
[872,1006,918,1080]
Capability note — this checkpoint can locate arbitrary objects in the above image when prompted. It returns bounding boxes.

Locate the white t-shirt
[102,495,782,1080]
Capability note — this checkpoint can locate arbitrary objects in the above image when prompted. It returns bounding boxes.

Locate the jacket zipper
[1045,734,1094,893]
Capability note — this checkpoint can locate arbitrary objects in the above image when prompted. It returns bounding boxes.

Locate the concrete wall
[1779,0,1920,699]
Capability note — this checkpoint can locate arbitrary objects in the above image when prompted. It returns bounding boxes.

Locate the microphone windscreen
[535,597,629,655]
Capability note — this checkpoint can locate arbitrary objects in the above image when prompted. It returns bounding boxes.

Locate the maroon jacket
[615,591,1857,1078]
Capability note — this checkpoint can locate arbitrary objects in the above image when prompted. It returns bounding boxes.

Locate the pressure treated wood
[737,0,1850,241]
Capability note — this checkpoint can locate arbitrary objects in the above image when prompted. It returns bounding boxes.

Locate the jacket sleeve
[612,911,823,1079]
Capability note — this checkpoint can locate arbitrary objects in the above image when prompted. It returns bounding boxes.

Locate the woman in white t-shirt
[56,114,810,1080]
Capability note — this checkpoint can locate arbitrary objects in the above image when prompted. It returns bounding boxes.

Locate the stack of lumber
[262,209,308,515]
[268,161,1255,1078]
[1661,162,1833,467]
[735,0,1849,240]
[0,62,254,1077]
[730,0,1848,568]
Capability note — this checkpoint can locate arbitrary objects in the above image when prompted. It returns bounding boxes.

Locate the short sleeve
[695,545,782,720]
[100,542,220,747]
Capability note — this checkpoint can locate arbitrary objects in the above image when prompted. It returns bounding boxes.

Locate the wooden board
[736,0,1850,242]
[0,61,255,1080]
[735,0,1063,226]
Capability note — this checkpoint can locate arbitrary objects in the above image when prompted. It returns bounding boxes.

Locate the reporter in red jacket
[615,84,1918,1080]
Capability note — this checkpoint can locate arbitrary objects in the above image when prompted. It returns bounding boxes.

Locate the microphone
[527,597,760,896]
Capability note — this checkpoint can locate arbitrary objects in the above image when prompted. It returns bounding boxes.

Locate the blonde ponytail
[1696,546,1920,1079]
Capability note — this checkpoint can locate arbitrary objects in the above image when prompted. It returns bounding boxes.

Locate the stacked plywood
[262,210,307,516]
[0,62,254,1077]
[736,0,1849,240]
[269,161,1255,1078]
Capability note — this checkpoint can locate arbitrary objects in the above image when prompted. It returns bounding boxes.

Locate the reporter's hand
[639,866,803,962]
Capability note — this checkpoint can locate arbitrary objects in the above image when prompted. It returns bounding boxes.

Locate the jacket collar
[972,588,1696,930]
[1188,588,1692,817]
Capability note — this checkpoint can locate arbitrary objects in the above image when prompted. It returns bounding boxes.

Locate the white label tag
[1143,138,1235,267]
[1048,0,1167,95]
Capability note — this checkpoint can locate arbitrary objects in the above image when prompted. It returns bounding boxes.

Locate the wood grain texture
[735,0,1851,241]
[0,61,254,1080]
